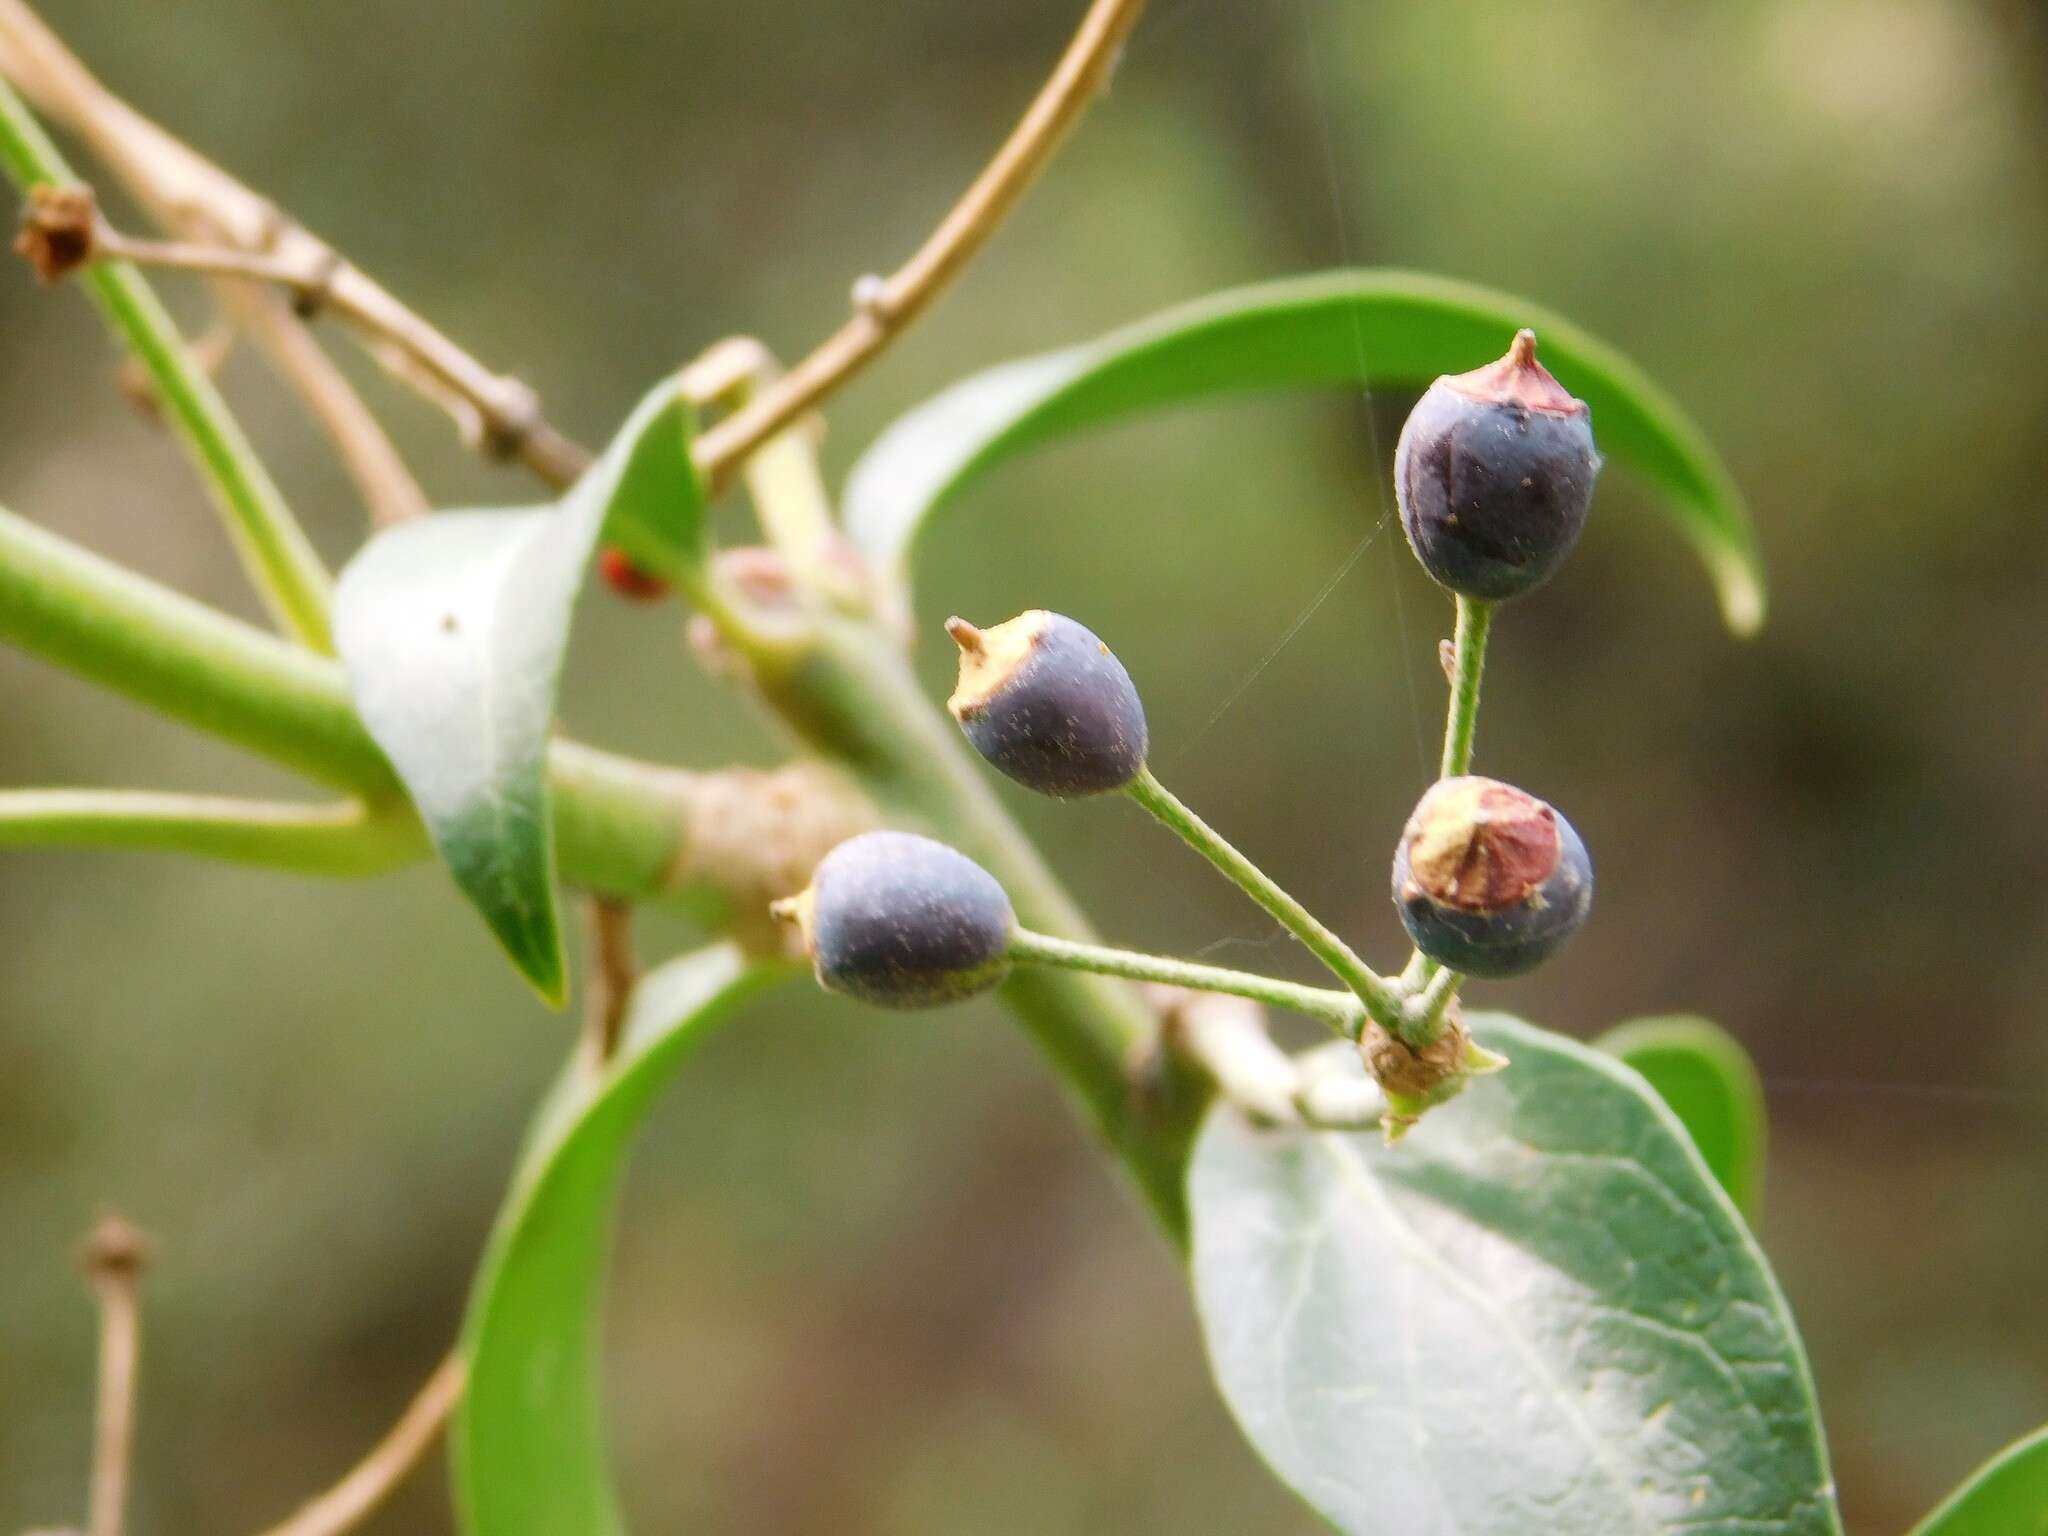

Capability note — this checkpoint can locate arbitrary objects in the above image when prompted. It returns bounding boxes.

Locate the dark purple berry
[772,831,1014,1008]
[1391,776,1592,978]
[1394,330,1602,601]
[946,611,1147,798]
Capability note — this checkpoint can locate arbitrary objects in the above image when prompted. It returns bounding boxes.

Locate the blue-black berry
[946,611,1148,798]
[772,831,1014,1008]
[1391,776,1592,978]
[1394,330,1602,601]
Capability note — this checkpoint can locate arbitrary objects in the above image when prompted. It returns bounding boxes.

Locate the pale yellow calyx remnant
[767,885,818,958]
[945,611,1049,719]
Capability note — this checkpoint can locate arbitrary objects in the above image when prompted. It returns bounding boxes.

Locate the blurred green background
[3,0,2045,1529]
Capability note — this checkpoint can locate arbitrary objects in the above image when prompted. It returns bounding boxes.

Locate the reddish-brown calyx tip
[1446,328,1584,416]
[945,616,985,655]
[1406,778,1561,911]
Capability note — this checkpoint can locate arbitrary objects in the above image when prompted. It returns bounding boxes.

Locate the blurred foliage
[2,0,2045,1530]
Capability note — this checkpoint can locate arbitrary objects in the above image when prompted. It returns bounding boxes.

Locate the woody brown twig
[692,0,1147,493]
[0,8,430,526]
[0,0,1146,499]
[580,895,639,1068]
[0,0,587,487]
[79,1216,148,1536]
[249,1353,466,1536]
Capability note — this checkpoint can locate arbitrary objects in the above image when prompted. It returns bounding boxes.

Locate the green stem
[1124,766,1403,1030]
[0,502,803,913]
[1440,596,1493,779]
[1401,596,1496,991]
[1402,963,1463,1045]
[0,504,387,789]
[1009,928,1363,1033]
[0,789,422,875]
[0,79,334,650]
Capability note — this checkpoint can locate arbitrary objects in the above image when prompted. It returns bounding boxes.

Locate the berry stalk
[1007,928,1365,1033]
[1123,766,1404,1030]
[1439,595,1492,780]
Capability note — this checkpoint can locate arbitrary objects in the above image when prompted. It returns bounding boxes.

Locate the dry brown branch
[224,286,430,526]
[0,0,589,488]
[83,217,429,524]
[580,895,639,1068]
[250,1353,465,1536]
[0,18,429,524]
[15,185,428,524]
[78,1216,148,1536]
[692,0,1147,492]
[0,0,1144,501]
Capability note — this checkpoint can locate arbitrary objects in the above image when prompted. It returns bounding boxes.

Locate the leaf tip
[1722,577,1767,638]
[487,909,568,1009]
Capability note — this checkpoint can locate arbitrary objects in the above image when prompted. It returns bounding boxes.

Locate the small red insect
[596,546,670,602]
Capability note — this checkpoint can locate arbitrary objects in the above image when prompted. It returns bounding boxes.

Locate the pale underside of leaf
[1189,1016,1840,1536]
[453,943,783,1536]
[333,378,703,1002]
[844,269,1763,634]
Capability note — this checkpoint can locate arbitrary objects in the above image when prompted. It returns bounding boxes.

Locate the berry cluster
[774,331,1600,1127]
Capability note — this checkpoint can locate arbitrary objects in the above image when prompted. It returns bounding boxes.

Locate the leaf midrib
[1315,1132,1655,1534]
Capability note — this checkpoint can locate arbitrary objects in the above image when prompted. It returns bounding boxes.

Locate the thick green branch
[0,788,422,875]
[0,504,874,911]
[0,77,333,648]
[0,504,385,788]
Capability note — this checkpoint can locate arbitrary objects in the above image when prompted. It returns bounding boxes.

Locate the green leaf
[1188,1015,1839,1536]
[1910,1425,2048,1536]
[334,378,706,1002]
[584,380,712,584]
[1597,1015,1768,1220]
[453,943,781,1536]
[845,270,1763,633]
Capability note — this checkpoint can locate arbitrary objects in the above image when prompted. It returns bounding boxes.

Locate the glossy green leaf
[1597,1015,1768,1220]
[453,943,781,1536]
[1189,1014,1839,1536]
[334,378,706,1002]
[845,270,1763,633]
[1910,1425,2048,1536]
